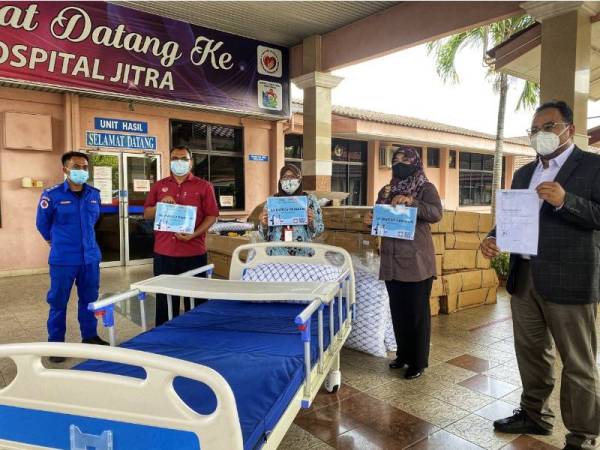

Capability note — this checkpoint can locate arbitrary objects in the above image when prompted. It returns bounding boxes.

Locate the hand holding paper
[495,189,539,255]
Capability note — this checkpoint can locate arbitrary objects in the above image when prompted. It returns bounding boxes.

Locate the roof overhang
[487,18,600,100]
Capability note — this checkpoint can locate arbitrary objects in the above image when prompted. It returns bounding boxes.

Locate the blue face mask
[69,169,89,185]
[171,160,190,176]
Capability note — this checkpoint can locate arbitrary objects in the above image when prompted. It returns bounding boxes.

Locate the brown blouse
[378,182,443,282]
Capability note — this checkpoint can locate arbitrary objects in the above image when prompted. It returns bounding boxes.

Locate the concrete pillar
[63,93,80,151]
[522,1,600,149]
[439,147,449,204]
[367,140,380,205]
[270,121,285,193]
[292,35,342,191]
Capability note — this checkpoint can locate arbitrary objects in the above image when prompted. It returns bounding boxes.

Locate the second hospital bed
[0,242,355,450]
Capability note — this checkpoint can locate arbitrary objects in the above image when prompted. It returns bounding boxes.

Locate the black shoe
[562,445,582,450]
[493,409,552,435]
[389,359,407,369]
[82,336,109,346]
[48,356,66,364]
[405,367,424,379]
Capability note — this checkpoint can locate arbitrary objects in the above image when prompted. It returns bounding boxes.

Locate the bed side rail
[0,343,243,450]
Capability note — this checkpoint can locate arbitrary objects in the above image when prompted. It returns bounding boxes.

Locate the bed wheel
[324,370,341,393]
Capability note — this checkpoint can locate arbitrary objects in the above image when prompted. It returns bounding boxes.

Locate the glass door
[123,153,160,265]
[88,152,124,267]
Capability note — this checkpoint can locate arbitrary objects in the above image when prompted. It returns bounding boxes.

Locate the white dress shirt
[521,143,574,259]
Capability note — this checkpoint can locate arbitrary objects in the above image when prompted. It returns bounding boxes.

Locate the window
[427,148,440,168]
[331,139,367,206]
[459,152,506,206]
[284,134,303,171]
[171,120,244,210]
[449,150,457,168]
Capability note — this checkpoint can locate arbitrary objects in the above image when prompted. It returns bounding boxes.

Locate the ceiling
[111,1,399,47]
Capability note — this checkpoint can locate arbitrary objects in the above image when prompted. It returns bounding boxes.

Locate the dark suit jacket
[490,147,600,304]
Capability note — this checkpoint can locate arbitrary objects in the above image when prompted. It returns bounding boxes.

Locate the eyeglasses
[281,175,299,180]
[171,157,190,162]
[526,122,569,137]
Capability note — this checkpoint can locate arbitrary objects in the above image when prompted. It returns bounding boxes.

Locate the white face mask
[530,128,568,156]
[281,178,300,194]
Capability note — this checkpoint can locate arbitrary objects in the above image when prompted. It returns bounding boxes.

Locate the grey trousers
[511,260,599,449]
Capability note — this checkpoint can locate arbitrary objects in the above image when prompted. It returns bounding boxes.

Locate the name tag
[284,228,293,242]
[59,200,72,205]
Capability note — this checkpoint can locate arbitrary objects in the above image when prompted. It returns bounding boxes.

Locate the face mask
[171,160,190,176]
[530,128,568,156]
[281,178,301,195]
[68,169,89,185]
[392,162,417,179]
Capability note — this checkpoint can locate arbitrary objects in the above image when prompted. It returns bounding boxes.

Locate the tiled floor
[1,267,598,450]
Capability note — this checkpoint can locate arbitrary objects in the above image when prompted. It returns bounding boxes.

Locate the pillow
[209,222,254,234]
[344,268,395,357]
[242,263,341,283]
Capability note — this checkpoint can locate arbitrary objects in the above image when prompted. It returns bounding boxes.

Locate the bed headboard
[229,242,355,304]
[0,343,243,450]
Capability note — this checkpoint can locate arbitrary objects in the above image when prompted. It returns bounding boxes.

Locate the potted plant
[491,252,510,287]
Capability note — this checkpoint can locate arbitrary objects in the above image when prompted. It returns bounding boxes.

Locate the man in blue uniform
[36,151,108,363]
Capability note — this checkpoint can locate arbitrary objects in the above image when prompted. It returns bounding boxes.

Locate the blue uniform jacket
[36,181,102,266]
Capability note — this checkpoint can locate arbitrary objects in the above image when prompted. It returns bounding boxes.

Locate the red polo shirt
[144,174,219,257]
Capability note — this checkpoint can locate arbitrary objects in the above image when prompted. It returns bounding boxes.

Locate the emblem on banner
[257,46,282,78]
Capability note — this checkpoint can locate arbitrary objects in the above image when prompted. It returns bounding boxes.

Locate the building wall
[0,88,276,273]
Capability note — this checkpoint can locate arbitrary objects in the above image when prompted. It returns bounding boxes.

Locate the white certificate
[496,189,539,255]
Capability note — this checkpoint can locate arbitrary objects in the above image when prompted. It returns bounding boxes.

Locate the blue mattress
[76,299,345,450]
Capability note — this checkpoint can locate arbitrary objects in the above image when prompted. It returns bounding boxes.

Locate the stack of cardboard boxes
[319,207,499,315]
[206,234,250,278]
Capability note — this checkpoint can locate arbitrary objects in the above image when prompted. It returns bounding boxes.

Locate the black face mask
[392,162,417,179]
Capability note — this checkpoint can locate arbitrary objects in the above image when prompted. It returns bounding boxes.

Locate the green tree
[427,16,539,215]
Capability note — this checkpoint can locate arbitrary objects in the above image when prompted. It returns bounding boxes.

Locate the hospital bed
[0,243,354,450]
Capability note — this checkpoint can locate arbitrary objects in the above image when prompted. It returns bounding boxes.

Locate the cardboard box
[431,278,444,297]
[440,294,458,314]
[432,234,445,255]
[454,211,480,232]
[333,231,361,254]
[457,287,488,309]
[345,207,372,232]
[430,297,441,316]
[482,269,499,288]
[321,207,346,230]
[443,250,477,271]
[206,234,250,256]
[476,250,492,269]
[442,273,463,295]
[479,213,493,233]
[445,232,481,250]
[461,270,483,291]
[438,210,455,233]
[207,252,231,278]
[486,287,498,304]
[435,254,442,276]
[316,230,336,246]
[360,234,379,253]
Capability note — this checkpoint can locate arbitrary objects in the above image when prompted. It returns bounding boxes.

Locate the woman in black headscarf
[366,148,442,379]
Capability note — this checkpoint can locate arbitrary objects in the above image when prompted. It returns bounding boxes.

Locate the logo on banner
[258,81,282,111]
[257,46,282,78]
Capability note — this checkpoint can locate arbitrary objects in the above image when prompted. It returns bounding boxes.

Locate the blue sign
[86,131,157,151]
[371,205,418,240]
[95,118,148,134]
[267,196,308,226]
[154,203,197,234]
[249,154,269,162]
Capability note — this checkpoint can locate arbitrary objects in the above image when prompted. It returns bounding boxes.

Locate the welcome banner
[0,2,290,117]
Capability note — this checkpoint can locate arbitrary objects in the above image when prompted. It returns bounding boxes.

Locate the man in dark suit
[481,100,600,450]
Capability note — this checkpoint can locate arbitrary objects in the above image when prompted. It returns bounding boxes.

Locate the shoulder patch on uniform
[39,199,49,209]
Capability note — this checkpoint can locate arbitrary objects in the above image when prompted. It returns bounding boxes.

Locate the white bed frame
[0,243,355,450]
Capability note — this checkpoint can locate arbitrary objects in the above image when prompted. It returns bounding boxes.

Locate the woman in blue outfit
[259,163,324,256]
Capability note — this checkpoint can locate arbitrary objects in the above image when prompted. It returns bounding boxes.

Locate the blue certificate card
[154,202,197,234]
[267,196,308,226]
[371,205,418,240]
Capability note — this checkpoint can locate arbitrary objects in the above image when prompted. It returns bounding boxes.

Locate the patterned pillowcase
[345,268,395,357]
[209,222,255,233]
[242,263,341,283]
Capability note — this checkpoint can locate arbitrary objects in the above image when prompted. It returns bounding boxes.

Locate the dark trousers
[385,278,433,370]
[153,253,208,327]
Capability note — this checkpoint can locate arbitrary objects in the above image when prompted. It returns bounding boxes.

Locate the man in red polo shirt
[144,145,219,326]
